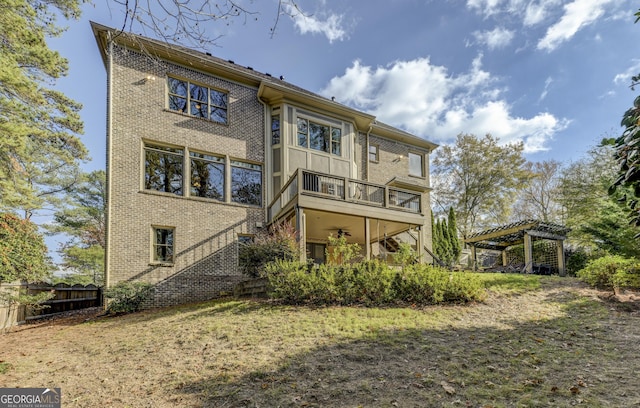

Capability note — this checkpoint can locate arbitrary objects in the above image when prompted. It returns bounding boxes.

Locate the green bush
[104,282,154,314]
[239,222,299,278]
[577,255,640,291]
[266,259,486,306]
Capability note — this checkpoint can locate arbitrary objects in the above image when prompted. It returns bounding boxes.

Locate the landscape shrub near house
[238,222,299,278]
[104,282,154,314]
[265,259,486,306]
[577,255,640,291]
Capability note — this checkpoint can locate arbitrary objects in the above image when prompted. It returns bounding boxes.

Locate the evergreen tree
[47,170,105,285]
[448,207,461,264]
[0,0,87,216]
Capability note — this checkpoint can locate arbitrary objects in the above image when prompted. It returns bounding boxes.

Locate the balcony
[268,169,422,223]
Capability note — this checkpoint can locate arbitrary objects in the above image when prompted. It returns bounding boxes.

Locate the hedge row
[265,259,486,306]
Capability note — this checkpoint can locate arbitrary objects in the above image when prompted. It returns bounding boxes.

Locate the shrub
[239,222,299,278]
[266,259,486,306]
[577,255,640,291]
[104,282,154,314]
[565,248,590,276]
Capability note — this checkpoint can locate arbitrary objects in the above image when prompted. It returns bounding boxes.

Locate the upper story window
[296,118,342,156]
[408,152,425,177]
[190,152,225,201]
[144,144,184,195]
[167,77,228,124]
[369,144,379,162]
[271,115,280,145]
[231,160,262,206]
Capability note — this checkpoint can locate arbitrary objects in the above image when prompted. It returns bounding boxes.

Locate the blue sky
[48,0,640,172]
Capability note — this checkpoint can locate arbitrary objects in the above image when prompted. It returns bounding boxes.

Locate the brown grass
[1,275,640,407]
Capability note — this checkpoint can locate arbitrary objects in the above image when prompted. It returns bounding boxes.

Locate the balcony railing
[268,169,422,221]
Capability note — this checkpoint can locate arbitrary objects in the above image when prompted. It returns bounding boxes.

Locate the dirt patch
[1,277,639,407]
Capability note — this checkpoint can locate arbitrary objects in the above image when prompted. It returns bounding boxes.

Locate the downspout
[104,33,114,293]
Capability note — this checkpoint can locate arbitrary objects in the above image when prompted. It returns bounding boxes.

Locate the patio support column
[502,250,508,267]
[524,233,533,274]
[364,217,371,260]
[295,206,306,263]
[416,226,424,261]
[556,239,566,276]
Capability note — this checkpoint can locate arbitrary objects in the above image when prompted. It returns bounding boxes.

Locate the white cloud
[321,57,568,153]
[614,60,640,85]
[537,0,614,52]
[538,77,553,102]
[523,1,563,26]
[473,27,515,50]
[284,4,347,43]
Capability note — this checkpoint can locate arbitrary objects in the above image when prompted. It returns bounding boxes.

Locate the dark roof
[464,219,570,251]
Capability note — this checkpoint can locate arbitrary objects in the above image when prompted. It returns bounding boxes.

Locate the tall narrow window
[369,145,379,162]
[297,118,308,148]
[408,152,424,177]
[168,77,228,124]
[153,227,174,263]
[231,160,262,206]
[331,128,342,156]
[144,144,184,195]
[271,115,281,145]
[190,152,225,200]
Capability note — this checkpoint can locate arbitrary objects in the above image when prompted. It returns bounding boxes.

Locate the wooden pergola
[464,220,570,275]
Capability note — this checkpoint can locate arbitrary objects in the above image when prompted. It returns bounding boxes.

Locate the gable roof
[90,21,438,152]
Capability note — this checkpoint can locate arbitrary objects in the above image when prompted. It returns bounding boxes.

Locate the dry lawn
[1,274,640,407]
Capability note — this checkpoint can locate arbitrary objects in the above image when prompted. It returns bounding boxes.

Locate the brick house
[92,22,438,307]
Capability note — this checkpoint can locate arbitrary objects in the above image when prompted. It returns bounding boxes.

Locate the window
[297,117,341,156]
[144,144,184,195]
[190,152,225,200]
[408,152,424,177]
[369,144,379,162]
[168,77,228,124]
[271,115,280,145]
[231,160,262,206]
[238,235,254,245]
[153,227,174,263]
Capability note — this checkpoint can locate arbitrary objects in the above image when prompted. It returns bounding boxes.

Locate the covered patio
[464,220,571,275]
[267,169,428,263]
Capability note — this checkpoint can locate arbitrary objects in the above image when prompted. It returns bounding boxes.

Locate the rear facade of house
[93,22,438,307]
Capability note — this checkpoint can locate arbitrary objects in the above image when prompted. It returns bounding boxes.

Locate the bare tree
[107,0,303,49]
[510,160,563,223]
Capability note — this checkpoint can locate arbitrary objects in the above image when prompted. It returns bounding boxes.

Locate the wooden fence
[0,282,102,329]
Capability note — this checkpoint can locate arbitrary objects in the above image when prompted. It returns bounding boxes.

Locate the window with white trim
[296,117,342,156]
[408,152,425,177]
[369,144,379,162]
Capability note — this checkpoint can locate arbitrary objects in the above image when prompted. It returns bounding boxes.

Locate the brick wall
[107,46,265,307]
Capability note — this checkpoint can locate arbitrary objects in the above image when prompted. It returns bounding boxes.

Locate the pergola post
[523,232,533,274]
[470,245,477,271]
[557,239,565,276]
[502,250,508,267]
